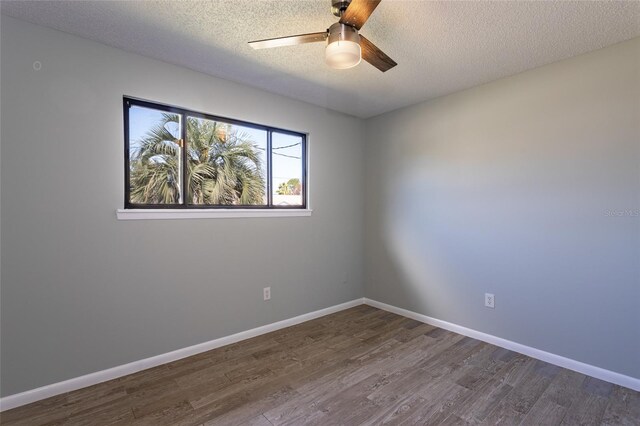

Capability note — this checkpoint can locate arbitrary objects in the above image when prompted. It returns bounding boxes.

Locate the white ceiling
[2,1,639,118]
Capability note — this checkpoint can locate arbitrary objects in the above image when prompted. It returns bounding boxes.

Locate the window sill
[116,209,312,220]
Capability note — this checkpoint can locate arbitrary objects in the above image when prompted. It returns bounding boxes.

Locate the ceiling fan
[248,0,397,72]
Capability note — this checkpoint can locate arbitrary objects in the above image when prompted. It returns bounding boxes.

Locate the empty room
[0,0,639,425]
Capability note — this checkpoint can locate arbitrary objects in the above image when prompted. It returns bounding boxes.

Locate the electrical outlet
[263,287,271,301]
[485,293,495,309]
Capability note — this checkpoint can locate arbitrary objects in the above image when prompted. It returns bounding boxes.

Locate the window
[124,97,307,210]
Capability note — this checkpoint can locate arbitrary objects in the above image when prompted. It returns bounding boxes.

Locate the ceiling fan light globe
[325,40,361,69]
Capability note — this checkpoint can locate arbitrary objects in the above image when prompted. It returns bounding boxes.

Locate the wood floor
[2,305,638,425]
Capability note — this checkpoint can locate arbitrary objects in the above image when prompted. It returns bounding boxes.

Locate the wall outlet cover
[485,293,495,309]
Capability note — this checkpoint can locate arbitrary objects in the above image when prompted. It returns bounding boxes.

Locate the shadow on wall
[380,160,483,325]
[375,147,640,366]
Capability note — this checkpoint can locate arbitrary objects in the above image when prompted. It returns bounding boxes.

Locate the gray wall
[364,37,640,379]
[0,15,365,396]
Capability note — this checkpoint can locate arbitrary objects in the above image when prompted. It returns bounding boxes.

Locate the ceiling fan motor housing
[327,22,360,46]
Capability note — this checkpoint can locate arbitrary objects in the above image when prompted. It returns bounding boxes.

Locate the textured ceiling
[2,0,639,118]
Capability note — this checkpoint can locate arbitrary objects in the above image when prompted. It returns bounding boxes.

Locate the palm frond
[132,114,266,205]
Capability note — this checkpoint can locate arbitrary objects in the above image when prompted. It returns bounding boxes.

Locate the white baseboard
[364,298,640,392]
[0,298,365,412]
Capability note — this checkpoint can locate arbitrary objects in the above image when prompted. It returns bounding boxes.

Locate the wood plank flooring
[2,305,638,425]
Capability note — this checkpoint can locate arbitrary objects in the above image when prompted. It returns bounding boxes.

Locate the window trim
[116,208,312,220]
[123,96,308,210]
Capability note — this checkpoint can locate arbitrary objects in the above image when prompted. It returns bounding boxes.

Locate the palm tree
[129,113,181,204]
[187,117,265,205]
[130,113,266,205]
[276,178,302,195]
